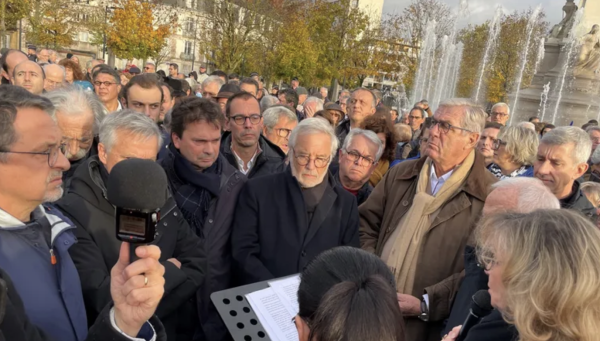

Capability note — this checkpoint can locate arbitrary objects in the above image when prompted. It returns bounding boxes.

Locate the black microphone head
[107,159,168,210]
[471,290,493,317]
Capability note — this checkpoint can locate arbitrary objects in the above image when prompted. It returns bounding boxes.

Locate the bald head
[1,49,28,82]
[12,60,45,95]
[483,177,560,217]
[44,64,66,92]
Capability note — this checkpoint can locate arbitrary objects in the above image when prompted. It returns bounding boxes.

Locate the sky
[382,0,566,28]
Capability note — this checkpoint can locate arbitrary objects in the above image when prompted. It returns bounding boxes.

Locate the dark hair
[171,97,225,138]
[410,107,426,119]
[228,73,239,80]
[589,119,599,125]
[582,123,592,131]
[279,88,298,108]
[169,63,179,70]
[157,70,166,77]
[240,77,259,95]
[533,122,545,134]
[59,59,84,81]
[161,82,174,97]
[93,65,120,84]
[225,92,259,118]
[484,121,503,130]
[298,247,405,341]
[120,73,164,104]
[188,71,197,80]
[211,70,227,79]
[180,79,190,95]
[361,113,396,162]
[541,123,555,136]
[528,116,539,122]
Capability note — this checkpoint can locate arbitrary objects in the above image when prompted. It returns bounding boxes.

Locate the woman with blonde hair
[455,209,600,341]
[487,126,538,179]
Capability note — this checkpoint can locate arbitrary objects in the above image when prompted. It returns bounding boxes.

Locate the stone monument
[510,0,600,125]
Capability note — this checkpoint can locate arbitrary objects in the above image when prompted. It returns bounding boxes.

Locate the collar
[0,205,45,227]
[232,143,262,175]
[430,163,454,183]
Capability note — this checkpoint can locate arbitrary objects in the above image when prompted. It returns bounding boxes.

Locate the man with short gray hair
[262,105,297,154]
[201,75,225,99]
[534,126,596,218]
[56,109,205,341]
[360,98,497,341]
[43,63,66,92]
[490,102,510,126]
[302,96,324,119]
[319,86,329,102]
[335,128,383,205]
[232,117,360,285]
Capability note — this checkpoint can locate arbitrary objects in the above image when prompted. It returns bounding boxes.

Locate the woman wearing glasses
[487,126,538,179]
[445,209,600,341]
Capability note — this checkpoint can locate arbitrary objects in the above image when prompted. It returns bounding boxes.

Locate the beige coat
[359,152,497,341]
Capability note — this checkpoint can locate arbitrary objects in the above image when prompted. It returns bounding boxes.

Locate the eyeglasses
[275,128,293,138]
[292,148,330,168]
[93,81,118,87]
[343,149,376,167]
[409,115,422,120]
[490,112,508,118]
[430,119,472,134]
[229,114,262,126]
[492,139,507,151]
[0,143,67,167]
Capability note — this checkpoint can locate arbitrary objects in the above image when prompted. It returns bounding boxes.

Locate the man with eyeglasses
[0,85,167,341]
[336,88,377,145]
[159,97,246,341]
[489,102,510,126]
[143,62,156,73]
[221,92,286,178]
[44,86,105,190]
[261,105,298,154]
[93,66,123,113]
[408,107,426,140]
[360,98,497,341]
[476,122,503,166]
[335,128,383,205]
[232,118,360,285]
[12,60,45,95]
[43,64,66,92]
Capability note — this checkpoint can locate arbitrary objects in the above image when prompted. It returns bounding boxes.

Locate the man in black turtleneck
[231,117,360,286]
[534,126,597,220]
[158,97,246,341]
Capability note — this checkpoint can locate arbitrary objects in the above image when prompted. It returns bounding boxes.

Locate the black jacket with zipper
[56,156,206,341]
[220,132,286,179]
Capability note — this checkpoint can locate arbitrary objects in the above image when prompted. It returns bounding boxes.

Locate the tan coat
[359,152,497,341]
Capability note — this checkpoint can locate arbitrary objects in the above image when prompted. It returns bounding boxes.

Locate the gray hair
[339,95,350,104]
[99,109,163,153]
[263,105,297,130]
[541,126,592,165]
[44,86,105,135]
[260,95,281,112]
[491,102,510,116]
[320,87,328,95]
[438,98,487,134]
[497,126,539,166]
[491,177,560,210]
[590,143,600,165]
[303,96,324,111]
[351,88,376,108]
[516,121,535,131]
[343,128,384,162]
[288,117,339,159]
[43,64,66,78]
[580,181,600,207]
[48,50,57,57]
[586,125,600,135]
[202,75,225,89]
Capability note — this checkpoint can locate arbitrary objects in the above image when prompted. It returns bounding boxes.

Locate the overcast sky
[382,0,565,28]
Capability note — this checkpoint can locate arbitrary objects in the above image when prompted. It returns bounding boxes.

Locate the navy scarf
[168,143,221,238]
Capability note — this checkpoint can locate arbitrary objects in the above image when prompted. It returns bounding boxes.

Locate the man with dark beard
[44,86,105,190]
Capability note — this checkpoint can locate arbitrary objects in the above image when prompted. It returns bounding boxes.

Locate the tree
[0,0,28,47]
[272,13,318,85]
[105,0,176,61]
[26,0,79,49]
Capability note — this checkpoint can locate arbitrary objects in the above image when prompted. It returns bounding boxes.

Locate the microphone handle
[129,242,146,264]
[455,310,480,341]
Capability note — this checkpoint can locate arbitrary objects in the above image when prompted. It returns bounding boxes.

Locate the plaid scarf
[167,144,221,238]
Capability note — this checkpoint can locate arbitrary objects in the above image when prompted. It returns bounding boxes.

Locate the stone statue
[550,0,578,39]
[575,24,600,75]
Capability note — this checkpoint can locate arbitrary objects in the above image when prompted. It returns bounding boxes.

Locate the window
[185,19,194,34]
[185,41,193,55]
[80,32,89,42]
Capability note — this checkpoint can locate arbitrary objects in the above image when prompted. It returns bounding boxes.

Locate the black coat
[220,132,286,179]
[56,156,205,341]
[462,310,518,341]
[232,168,360,285]
[561,180,598,221]
[331,168,373,206]
[0,267,166,341]
[335,118,351,146]
[159,151,246,341]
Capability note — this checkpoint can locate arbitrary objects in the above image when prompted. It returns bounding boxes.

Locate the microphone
[107,159,169,262]
[456,290,493,341]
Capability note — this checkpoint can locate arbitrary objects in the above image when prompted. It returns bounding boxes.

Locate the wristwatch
[418,297,429,322]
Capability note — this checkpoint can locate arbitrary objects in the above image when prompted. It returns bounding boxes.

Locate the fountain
[510,5,543,125]
[411,21,437,104]
[539,82,551,121]
[474,5,503,103]
[534,37,546,73]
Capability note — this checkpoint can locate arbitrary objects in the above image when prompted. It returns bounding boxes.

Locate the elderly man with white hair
[360,98,497,341]
[534,126,597,219]
[43,63,66,92]
[490,102,510,126]
[44,86,105,189]
[201,75,225,99]
[261,105,298,154]
[232,118,360,285]
[302,96,324,119]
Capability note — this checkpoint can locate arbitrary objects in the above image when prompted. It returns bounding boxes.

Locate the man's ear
[575,162,589,179]
[294,315,311,341]
[98,143,108,166]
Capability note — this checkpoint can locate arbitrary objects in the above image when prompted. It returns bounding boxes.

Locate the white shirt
[429,163,454,196]
[232,144,262,175]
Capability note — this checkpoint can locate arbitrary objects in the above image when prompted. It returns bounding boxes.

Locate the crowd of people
[2,46,600,341]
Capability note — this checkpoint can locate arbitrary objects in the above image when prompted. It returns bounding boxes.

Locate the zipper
[50,248,57,265]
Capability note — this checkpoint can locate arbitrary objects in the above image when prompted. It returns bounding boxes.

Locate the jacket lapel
[302,186,337,247]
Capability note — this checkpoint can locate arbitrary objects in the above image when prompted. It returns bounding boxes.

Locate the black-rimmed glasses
[230,114,262,126]
[430,119,472,134]
[492,139,507,151]
[0,143,67,167]
[343,149,376,167]
[292,148,330,168]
